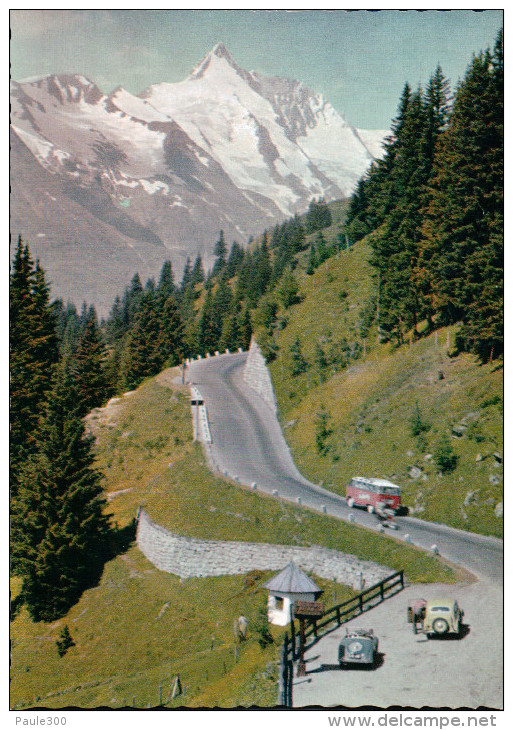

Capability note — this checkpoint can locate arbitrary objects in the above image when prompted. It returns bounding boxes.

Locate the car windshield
[347,629,372,636]
[431,606,450,612]
[380,487,400,495]
[346,638,372,646]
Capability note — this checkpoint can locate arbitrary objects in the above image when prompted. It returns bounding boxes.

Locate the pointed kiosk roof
[263,562,322,595]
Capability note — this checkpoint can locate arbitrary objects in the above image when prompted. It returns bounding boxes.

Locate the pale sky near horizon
[10,8,502,129]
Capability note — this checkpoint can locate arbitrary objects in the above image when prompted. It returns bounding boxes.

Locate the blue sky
[10,8,502,129]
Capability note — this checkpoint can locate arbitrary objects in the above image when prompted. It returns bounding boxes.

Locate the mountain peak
[190,42,241,80]
[211,42,232,59]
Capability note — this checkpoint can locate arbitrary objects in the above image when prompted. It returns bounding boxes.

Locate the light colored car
[422,598,464,637]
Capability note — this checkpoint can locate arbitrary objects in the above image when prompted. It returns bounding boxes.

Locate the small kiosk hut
[263,562,323,626]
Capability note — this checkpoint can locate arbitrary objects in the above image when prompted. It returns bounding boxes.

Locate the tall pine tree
[415,32,503,359]
[10,239,59,495]
[122,291,166,388]
[11,366,112,621]
[157,260,175,298]
[67,306,110,416]
[212,230,228,277]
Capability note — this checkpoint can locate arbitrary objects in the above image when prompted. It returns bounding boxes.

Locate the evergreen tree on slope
[212,230,227,278]
[10,239,59,495]
[415,32,503,359]
[68,306,110,416]
[191,255,206,287]
[122,291,161,388]
[344,83,412,243]
[157,260,175,299]
[11,366,112,621]
[371,74,451,341]
[156,291,184,367]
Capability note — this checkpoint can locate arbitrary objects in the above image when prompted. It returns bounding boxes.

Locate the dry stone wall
[243,338,277,414]
[136,510,391,589]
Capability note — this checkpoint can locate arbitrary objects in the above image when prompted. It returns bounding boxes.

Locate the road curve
[187,353,503,584]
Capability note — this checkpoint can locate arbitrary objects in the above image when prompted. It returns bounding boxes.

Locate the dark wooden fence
[278,570,404,707]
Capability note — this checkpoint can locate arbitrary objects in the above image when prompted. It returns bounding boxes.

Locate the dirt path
[293,579,502,709]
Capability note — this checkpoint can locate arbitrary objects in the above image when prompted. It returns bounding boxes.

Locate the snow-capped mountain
[10,44,387,314]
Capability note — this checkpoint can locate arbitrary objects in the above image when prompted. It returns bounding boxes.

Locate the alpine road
[187,352,503,709]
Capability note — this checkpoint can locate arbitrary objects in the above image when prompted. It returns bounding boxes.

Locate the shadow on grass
[108,518,138,557]
[10,593,24,621]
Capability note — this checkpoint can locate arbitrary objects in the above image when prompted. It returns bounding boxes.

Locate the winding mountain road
[187,352,503,709]
[188,353,502,583]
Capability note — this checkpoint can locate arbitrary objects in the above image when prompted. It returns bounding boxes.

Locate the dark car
[338,628,378,668]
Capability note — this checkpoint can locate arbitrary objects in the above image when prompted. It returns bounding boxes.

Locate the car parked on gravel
[338,628,378,668]
[421,598,464,637]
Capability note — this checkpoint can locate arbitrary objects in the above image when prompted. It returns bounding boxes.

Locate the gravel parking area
[293,579,502,709]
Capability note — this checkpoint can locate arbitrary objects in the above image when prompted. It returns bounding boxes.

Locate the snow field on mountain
[11,125,68,168]
[110,86,173,123]
[143,84,320,213]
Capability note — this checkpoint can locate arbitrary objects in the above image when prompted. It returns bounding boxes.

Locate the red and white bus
[345,477,402,513]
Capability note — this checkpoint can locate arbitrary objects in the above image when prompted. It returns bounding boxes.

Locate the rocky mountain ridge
[10,44,387,314]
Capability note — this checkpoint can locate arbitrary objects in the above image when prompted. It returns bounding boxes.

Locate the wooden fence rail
[279,570,404,707]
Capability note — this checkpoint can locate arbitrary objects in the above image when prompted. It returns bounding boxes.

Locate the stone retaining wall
[243,338,277,414]
[136,510,391,589]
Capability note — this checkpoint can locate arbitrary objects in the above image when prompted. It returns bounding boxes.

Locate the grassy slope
[11,367,460,710]
[265,228,503,538]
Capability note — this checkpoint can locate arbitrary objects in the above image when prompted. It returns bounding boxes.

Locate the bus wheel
[367,505,375,514]
[347,497,354,508]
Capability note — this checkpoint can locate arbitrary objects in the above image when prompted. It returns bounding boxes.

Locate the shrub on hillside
[409,403,431,437]
[56,625,75,657]
[434,434,458,473]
